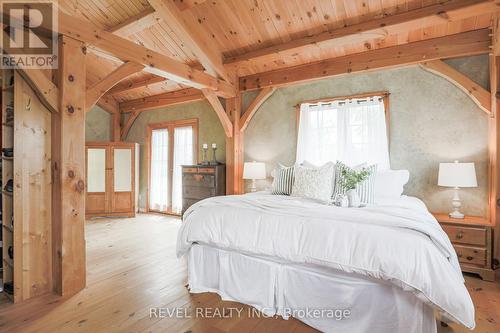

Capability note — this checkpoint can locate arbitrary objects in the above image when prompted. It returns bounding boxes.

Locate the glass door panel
[87,148,106,192]
[114,148,132,192]
[149,129,169,212]
[172,126,194,214]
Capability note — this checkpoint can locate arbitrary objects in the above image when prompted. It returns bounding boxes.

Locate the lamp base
[449,187,464,219]
[449,211,465,219]
[249,179,257,192]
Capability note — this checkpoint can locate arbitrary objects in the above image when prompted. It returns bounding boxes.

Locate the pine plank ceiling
[58,0,494,104]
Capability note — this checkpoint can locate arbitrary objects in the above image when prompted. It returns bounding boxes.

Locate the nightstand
[433,213,495,282]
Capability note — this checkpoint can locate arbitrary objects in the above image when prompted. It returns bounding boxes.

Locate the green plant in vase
[339,165,371,207]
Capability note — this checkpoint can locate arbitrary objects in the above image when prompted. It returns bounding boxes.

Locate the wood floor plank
[0,214,497,333]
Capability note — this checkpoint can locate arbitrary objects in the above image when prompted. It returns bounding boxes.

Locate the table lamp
[243,161,266,192]
[438,161,477,219]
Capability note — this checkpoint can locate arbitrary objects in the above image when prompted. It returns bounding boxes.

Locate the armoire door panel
[86,193,106,213]
[112,192,133,213]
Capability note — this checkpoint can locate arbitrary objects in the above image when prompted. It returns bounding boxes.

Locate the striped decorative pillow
[332,162,377,204]
[271,164,295,195]
[356,164,377,204]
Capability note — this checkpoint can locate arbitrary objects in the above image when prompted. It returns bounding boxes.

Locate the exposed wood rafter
[120,88,204,113]
[201,88,233,137]
[420,60,491,114]
[107,8,160,36]
[147,0,232,83]
[108,75,167,95]
[58,11,235,98]
[240,29,491,91]
[225,0,500,65]
[240,87,276,132]
[86,61,144,111]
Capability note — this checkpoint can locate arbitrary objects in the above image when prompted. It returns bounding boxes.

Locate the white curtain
[296,97,390,169]
[172,126,194,214]
[150,129,169,212]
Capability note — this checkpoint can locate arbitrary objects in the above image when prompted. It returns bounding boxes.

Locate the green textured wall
[124,100,226,209]
[85,106,111,142]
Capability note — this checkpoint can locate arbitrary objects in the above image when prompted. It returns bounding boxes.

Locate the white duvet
[177,192,475,329]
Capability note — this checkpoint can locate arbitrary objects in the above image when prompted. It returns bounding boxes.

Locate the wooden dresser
[182,164,226,215]
[433,213,495,281]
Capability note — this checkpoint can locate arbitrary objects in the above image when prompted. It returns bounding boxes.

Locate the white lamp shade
[438,161,477,188]
[243,162,266,180]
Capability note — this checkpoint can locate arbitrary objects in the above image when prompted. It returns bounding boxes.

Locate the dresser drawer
[454,245,486,266]
[442,225,486,246]
[183,173,215,188]
[183,186,215,199]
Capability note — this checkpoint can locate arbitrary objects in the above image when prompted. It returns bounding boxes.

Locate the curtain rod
[294,92,390,108]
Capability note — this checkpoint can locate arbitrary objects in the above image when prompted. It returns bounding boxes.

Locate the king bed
[177,192,475,333]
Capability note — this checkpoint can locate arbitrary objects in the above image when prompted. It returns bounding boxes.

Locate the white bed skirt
[188,244,437,333]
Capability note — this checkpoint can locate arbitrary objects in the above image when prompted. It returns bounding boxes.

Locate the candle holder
[201,146,209,165]
[210,147,219,165]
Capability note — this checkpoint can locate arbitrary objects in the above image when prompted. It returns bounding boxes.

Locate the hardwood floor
[0,213,498,333]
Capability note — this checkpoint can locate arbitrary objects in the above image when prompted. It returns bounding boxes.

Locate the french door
[148,119,198,215]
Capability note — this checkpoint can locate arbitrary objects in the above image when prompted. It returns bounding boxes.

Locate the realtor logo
[1,0,58,69]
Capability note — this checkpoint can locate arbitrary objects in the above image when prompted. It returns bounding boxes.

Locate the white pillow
[374,169,410,199]
[291,162,335,203]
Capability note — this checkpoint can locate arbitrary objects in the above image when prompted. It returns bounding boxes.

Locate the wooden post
[490,14,500,269]
[52,35,87,295]
[112,112,121,141]
[225,93,243,194]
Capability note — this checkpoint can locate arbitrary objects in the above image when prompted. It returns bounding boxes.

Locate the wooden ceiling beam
[120,87,204,113]
[107,7,160,37]
[420,60,491,114]
[201,88,233,137]
[225,0,500,66]
[240,87,276,132]
[147,0,232,82]
[239,29,491,91]
[58,11,235,98]
[86,61,144,111]
[108,75,167,95]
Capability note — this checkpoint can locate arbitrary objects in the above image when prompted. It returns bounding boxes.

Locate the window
[296,93,390,169]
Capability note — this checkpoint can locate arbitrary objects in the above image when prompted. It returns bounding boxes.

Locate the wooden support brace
[202,89,233,138]
[121,111,140,140]
[240,87,276,132]
[420,60,491,114]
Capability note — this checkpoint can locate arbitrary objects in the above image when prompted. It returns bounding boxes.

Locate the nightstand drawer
[442,225,486,246]
[453,245,486,266]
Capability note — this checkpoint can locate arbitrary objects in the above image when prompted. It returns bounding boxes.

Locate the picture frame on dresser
[433,213,495,282]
